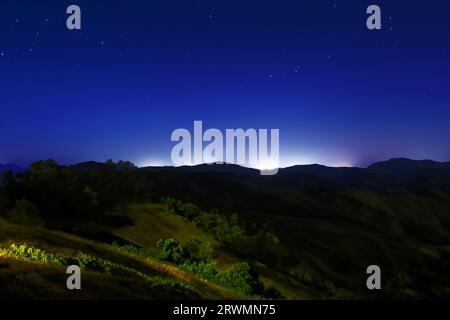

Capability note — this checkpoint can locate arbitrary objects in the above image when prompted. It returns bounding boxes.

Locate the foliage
[161,197,279,253]
[0,244,65,265]
[179,261,219,280]
[154,238,213,264]
[156,238,190,264]
[179,260,281,298]
[1,159,155,220]
[0,243,199,296]
[112,242,159,260]
[0,188,8,217]
[382,273,420,299]
[8,199,45,227]
[154,238,283,298]
[112,238,280,298]
[1,160,97,218]
[82,160,154,209]
[222,262,264,296]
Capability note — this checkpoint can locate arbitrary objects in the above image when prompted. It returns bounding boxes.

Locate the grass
[0,217,244,299]
[113,203,216,247]
[0,243,200,297]
[112,203,239,270]
[4,186,448,300]
[109,203,309,299]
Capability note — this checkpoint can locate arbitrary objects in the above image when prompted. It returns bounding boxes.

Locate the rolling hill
[1,158,450,299]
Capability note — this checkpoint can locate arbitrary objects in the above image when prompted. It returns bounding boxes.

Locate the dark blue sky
[1,0,449,167]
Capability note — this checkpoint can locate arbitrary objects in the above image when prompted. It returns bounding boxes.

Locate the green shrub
[0,244,65,265]
[73,252,105,271]
[156,238,188,264]
[114,238,282,299]
[184,239,214,262]
[223,262,264,296]
[180,261,219,280]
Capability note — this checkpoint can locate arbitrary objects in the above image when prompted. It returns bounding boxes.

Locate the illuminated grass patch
[0,243,200,297]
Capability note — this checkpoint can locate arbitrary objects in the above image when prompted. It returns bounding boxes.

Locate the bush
[180,261,219,280]
[156,238,188,264]
[223,262,264,296]
[0,244,65,265]
[184,239,214,262]
[8,199,44,227]
[73,252,105,271]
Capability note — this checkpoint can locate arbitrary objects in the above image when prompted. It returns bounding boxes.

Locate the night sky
[1,0,449,168]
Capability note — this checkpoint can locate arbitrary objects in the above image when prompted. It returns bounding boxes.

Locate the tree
[8,199,44,227]
[156,238,187,264]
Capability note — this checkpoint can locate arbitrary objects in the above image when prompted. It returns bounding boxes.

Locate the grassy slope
[3,189,448,300]
[113,203,216,249]
[0,218,242,300]
[112,203,312,299]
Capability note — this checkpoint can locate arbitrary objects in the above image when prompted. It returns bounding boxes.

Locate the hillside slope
[0,218,243,299]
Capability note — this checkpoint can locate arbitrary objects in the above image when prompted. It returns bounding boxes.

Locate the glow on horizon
[136,154,355,169]
[137,159,167,168]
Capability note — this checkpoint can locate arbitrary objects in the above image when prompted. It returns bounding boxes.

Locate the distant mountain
[279,164,365,178]
[367,158,450,175]
[0,163,25,174]
[139,163,260,176]
[133,158,450,192]
[70,161,109,175]
[139,158,450,178]
[66,158,450,192]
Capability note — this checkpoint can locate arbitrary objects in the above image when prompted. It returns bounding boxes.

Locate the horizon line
[2,157,450,171]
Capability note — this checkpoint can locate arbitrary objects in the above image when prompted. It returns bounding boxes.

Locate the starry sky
[1,0,449,168]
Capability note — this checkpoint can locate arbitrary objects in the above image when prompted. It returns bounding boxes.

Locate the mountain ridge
[4,158,450,179]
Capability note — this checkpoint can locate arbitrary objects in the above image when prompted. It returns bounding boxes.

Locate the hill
[0,217,243,299]
[367,158,450,175]
[1,158,450,299]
